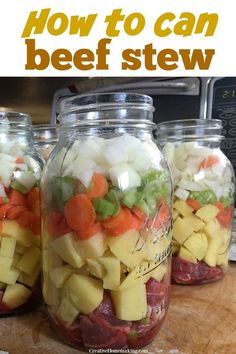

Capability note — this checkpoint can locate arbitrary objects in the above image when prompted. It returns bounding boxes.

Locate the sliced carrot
[131,207,147,222]
[16,211,35,228]
[0,204,13,220]
[186,198,201,210]
[46,211,70,237]
[0,221,2,234]
[102,207,134,236]
[152,201,171,228]
[64,194,96,232]
[131,214,144,231]
[83,173,109,199]
[7,205,28,220]
[215,201,224,213]
[198,155,220,170]
[216,206,234,229]
[77,222,102,240]
[15,157,24,164]
[30,215,41,235]
[9,189,26,206]
[26,187,40,215]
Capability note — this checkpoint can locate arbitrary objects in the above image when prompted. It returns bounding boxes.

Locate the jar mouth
[58,92,155,128]
[155,118,224,143]
[33,124,59,142]
[0,111,32,128]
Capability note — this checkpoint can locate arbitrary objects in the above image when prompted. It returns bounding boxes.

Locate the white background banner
[0,0,236,76]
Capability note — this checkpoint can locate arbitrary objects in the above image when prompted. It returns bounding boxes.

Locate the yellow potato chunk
[76,232,108,259]
[183,214,205,232]
[0,256,13,269]
[1,220,34,247]
[203,219,222,240]
[99,256,120,290]
[2,284,32,309]
[18,262,41,287]
[173,200,194,216]
[58,297,80,327]
[111,283,147,321]
[49,265,74,288]
[87,258,105,279]
[0,268,20,285]
[16,246,41,275]
[151,263,167,282]
[173,217,194,244]
[196,204,219,223]
[184,233,208,261]
[66,274,103,314]
[179,246,197,264]
[0,237,16,258]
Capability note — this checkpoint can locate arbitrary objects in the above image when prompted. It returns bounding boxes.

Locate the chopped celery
[220,195,234,208]
[10,180,28,194]
[93,198,116,219]
[105,189,120,214]
[54,177,77,202]
[122,189,141,208]
[189,189,217,206]
[134,199,150,215]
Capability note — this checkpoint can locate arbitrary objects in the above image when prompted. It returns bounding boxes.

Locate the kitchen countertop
[0,263,235,354]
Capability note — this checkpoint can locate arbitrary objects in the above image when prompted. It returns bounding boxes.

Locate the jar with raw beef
[41,93,173,349]
[156,119,235,285]
[0,112,43,316]
[33,124,58,161]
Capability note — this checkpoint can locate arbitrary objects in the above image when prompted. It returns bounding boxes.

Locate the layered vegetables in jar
[41,134,172,349]
[163,142,235,284]
[0,150,41,314]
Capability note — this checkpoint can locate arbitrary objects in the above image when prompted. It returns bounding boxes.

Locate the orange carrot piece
[0,204,13,220]
[0,221,2,234]
[46,211,70,237]
[15,157,24,164]
[83,173,109,199]
[16,211,35,228]
[152,201,171,228]
[77,222,102,240]
[7,205,27,220]
[102,207,134,236]
[131,207,147,222]
[216,206,234,229]
[215,201,224,213]
[9,189,26,206]
[30,215,41,235]
[26,187,40,215]
[186,198,201,210]
[198,155,220,170]
[64,194,96,232]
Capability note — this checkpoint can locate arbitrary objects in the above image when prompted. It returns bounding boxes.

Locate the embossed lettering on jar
[156,119,235,285]
[41,93,173,349]
[0,112,43,316]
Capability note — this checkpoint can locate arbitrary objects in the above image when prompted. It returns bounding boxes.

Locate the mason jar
[41,93,173,350]
[156,119,235,285]
[33,124,58,161]
[0,112,43,316]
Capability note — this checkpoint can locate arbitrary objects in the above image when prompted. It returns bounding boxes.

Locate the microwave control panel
[212,78,236,179]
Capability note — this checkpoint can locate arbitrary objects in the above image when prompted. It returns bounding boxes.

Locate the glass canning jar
[156,119,235,285]
[0,112,43,316]
[33,124,58,161]
[40,93,173,350]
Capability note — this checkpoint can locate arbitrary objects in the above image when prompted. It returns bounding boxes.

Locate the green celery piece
[122,189,142,208]
[134,199,150,216]
[10,180,28,194]
[105,189,120,214]
[190,189,217,206]
[220,195,234,208]
[93,198,116,218]
[54,176,77,202]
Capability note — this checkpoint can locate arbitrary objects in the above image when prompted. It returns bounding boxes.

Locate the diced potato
[99,257,120,290]
[108,229,146,269]
[52,232,85,268]
[204,249,217,267]
[49,265,74,288]
[1,220,34,247]
[0,268,20,285]
[146,233,170,261]
[173,217,194,244]
[183,214,205,232]
[184,233,208,261]
[119,264,149,290]
[0,282,6,290]
[151,263,167,282]
[0,256,13,269]
[42,248,63,273]
[196,204,219,223]
[216,252,228,267]
[0,237,16,258]
[12,253,22,267]
[173,200,194,216]
[203,219,222,240]
[66,274,103,314]
[76,232,108,259]
[2,284,32,309]
[58,297,80,327]
[87,258,105,279]
[173,210,179,221]
[179,246,197,264]
[16,246,41,275]
[43,276,61,307]
[111,283,147,321]
[18,262,41,287]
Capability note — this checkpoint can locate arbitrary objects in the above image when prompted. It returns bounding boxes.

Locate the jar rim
[33,124,59,142]
[156,118,222,130]
[0,111,32,126]
[59,92,155,117]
